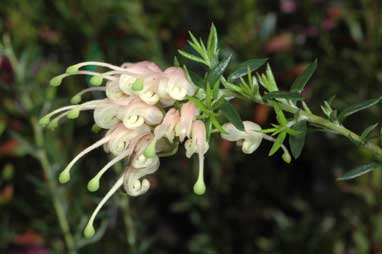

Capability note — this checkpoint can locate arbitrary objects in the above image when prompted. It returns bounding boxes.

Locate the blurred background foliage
[1,0,382,253]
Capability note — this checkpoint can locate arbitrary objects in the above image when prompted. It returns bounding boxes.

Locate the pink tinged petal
[154,108,180,143]
[164,67,195,100]
[186,120,208,195]
[176,101,200,142]
[123,61,162,74]
[106,124,150,155]
[106,81,125,100]
[93,103,120,129]
[119,100,163,128]
[119,74,139,95]
[123,156,160,196]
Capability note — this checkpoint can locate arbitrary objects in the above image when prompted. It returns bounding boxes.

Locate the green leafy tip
[89,75,103,86]
[66,65,79,75]
[87,178,100,192]
[49,76,63,87]
[84,224,95,238]
[67,108,80,119]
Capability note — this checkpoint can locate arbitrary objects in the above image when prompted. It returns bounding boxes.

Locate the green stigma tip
[58,171,70,184]
[193,179,206,195]
[67,108,80,119]
[132,79,144,91]
[50,76,63,87]
[66,65,79,75]
[47,120,58,130]
[90,76,103,86]
[143,140,156,158]
[282,152,291,164]
[70,95,82,104]
[87,178,100,192]
[84,224,95,238]
[38,116,50,127]
[91,124,101,133]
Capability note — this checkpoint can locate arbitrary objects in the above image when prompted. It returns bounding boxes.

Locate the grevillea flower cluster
[40,58,294,238]
[40,60,216,237]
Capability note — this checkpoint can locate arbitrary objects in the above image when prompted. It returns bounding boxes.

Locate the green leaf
[210,114,226,133]
[360,123,378,141]
[338,97,381,121]
[291,59,318,93]
[272,102,288,125]
[263,91,304,101]
[228,58,268,82]
[220,100,244,131]
[289,121,307,159]
[207,54,232,85]
[178,50,206,65]
[186,96,209,113]
[183,65,205,89]
[337,163,380,180]
[207,24,218,56]
[269,131,287,156]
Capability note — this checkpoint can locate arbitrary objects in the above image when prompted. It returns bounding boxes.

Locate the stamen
[58,137,111,184]
[193,153,206,195]
[50,71,117,87]
[84,175,124,238]
[71,87,106,104]
[66,62,128,74]
[87,150,131,192]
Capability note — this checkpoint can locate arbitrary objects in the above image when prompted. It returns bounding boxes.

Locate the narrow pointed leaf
[360,123,378,141]
[337,163,380,180]
[263,91,304,101]
[178,50,206,65]
[269,131,287,156]
[228,58,268,82]
[186,96,209,113]
[291,59,318,93]
[289,121,307,159]
[220,100,244,131]
[207,54,232,85]
[338,97,382,121]
[207,24,218,54]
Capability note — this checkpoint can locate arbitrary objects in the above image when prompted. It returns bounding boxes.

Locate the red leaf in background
[253,104,271,125]
[0,139,18,155]
[13,231,44,246]
[265,33,293,53]
[0,185,14,204]
[0,56,14,84]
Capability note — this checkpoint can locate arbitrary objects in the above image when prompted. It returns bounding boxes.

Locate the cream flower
[176,101,200,142]
[221,121,263,154]
[184,120,209,195]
